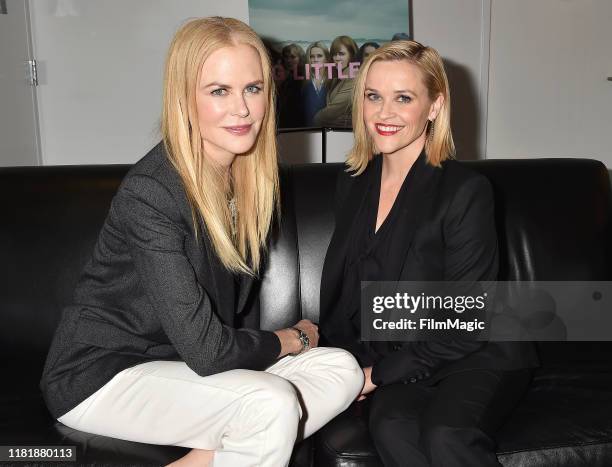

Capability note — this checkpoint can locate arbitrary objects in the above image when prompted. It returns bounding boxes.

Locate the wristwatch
[290,327,310,356]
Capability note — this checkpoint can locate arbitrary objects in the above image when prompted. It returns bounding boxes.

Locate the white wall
[30,0,248,165]
[277,130,353,165]
[486,0,612,166]
[412,0,491,160]
[21,1,610,167]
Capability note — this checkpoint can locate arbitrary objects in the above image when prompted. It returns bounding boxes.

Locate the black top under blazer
[320,152,538,387]
[40,144,280,419]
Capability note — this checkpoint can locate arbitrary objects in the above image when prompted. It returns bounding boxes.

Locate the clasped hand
[274,319,319,357]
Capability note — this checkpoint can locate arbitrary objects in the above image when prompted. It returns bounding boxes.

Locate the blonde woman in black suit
[40,17,363,467]
[320,40,536,466]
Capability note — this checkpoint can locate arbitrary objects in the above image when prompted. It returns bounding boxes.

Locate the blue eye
[211,88,228,96]
[366,92,380,102]
[398,95,412,103]
[245,85,262,94]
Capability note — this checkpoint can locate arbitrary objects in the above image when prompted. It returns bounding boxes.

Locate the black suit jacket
[320,153,538,387]
[40,144,280,419]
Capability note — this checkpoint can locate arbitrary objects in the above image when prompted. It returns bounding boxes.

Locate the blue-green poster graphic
[249,0,411,129]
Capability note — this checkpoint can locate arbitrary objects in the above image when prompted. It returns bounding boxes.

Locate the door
[487,0,612,166]
[28,0,248,165]
[0,0,41,166]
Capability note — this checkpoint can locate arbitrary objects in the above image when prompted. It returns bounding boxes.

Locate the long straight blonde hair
[347,40,455,174]
[161,17,279,276]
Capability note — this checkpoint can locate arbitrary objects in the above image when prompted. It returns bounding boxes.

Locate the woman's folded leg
[266,347,364,440]
[368,380,433,467]
[58,360,301,467]
[368,369,532,467]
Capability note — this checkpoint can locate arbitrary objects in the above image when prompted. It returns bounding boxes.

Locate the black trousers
[367,369,532,467]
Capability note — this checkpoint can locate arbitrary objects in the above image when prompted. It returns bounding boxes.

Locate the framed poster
[249,0,411,130]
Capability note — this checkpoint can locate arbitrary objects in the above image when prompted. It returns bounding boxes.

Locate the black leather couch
[1,158,611,466]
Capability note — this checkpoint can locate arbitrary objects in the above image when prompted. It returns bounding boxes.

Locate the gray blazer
[40,144,280,419]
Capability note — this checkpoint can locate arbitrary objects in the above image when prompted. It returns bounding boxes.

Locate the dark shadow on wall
[443,58,481,161]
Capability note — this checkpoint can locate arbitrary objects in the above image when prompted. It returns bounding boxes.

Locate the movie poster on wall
[249,0,411,130]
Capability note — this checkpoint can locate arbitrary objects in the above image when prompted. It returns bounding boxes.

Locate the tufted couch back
[1,159,611,398]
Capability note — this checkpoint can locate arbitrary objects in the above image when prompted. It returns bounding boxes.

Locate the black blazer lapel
[190,213,243,326]
[165,166,223,312]
[320,166,372,326]
[330,171,372,264]
[393,153,440,280]
[236,273,255,315]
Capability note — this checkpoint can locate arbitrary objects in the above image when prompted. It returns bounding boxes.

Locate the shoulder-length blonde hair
[306,41,331,85]
[161,17,279,276]
[347,40,455,174]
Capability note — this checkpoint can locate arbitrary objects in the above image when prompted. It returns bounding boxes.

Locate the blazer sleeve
[113,174,280,376]
[371,175,498,386]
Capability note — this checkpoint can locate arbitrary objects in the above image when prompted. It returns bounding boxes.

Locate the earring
[428,119,435,142]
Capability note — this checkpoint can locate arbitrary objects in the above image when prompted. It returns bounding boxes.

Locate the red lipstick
[375,123,404,136]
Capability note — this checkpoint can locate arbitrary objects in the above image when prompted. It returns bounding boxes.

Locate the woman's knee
[248,373,302,423]
[269,378,301,415]
[314,347,364,397]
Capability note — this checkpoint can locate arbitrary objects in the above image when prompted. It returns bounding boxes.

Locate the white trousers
[58,347,363,467]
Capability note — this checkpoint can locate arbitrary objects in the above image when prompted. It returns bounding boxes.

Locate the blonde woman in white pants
[40,17,363,467]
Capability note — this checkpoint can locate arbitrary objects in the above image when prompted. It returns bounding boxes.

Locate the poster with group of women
[249,0,411,129]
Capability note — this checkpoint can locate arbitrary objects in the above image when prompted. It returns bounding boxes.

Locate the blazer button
[392,344,402,351]
[409,377,417,383]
